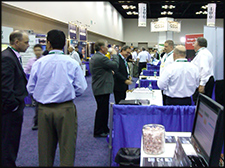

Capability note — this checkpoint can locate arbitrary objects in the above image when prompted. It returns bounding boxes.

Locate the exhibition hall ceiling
[109,1,224,19]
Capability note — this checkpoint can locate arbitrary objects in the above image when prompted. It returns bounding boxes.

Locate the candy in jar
[142,124,165,155]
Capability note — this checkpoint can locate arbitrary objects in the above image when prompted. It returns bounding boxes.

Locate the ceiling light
[129,5,136,9]
[203,11,208,14]
[118,1,125,3]
[122,5,129,9]
[201,5,208,9]
[161,11,167,15]
[126,11,132,15]
[162,5,168,9]
[168,11,173,15]
[132,11,138,15]
[169,5,175,9]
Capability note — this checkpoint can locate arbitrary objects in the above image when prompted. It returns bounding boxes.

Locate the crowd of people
[1,29,221,167]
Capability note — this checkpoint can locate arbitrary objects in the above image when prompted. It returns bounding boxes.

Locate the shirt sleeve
[24,58,32,74]
[198,54,211,86]
[157,65,171,91]
[72,65,87,97]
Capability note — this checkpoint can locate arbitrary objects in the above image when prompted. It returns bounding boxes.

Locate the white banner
[207,3,216,27]
[138,3,147,27]
[167,21,181,32]
[151,21,167,32]
[151,20,180,32]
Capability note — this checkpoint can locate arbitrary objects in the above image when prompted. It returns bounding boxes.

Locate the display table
[109,104,196,166]
[126,88,162,106]
[140,132,192,167]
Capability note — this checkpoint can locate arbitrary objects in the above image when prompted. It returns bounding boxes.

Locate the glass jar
[142,124,165,155]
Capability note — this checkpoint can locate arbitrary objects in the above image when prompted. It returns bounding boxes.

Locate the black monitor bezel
[191,93,224,166]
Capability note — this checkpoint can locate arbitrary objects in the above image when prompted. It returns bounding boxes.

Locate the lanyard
[175,59,188,62]
[48,50,64,55]
[164,50,173,62]
[119,53,130,75]
[9,46,19,52]
[195,47,205,56]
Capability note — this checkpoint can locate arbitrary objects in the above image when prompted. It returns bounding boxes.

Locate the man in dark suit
[89,39,119,137]
[113,45,133,104]
[1,30,30,167]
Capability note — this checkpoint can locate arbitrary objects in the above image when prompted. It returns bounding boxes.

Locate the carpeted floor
[16,75,138,166]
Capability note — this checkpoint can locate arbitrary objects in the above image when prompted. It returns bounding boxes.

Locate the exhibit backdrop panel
[203,26,224,81]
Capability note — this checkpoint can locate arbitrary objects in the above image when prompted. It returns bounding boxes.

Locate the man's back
[158,60,199,98]
[90,52,118,96]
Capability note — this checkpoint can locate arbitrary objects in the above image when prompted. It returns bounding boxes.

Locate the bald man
[2,30,29,166]
[157,45,199,105]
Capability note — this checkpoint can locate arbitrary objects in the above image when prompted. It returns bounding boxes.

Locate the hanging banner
[207,3,216,27]
[79,26,87,41]
[138,3,147,27]
[167,21,181,32]
[151,20,180,32]
[68,22,77,39]
[185,33,203,61]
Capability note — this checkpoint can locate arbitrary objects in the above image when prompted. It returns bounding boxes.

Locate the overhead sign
[207,3,216,27]
[79,26,87,41]
[151,20,181,32]
[185,34,203,50]
[68,22,77,39]
[138,3,147,27]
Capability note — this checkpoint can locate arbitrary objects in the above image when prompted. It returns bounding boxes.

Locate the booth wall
[124,19,224,47]
[1,3,124,46]
[2,1,124,42]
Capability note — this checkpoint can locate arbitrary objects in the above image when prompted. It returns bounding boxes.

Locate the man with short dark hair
[192,37,214,103]
[27,29,87,166]
[2,30,30,167]
[24,43,43,130]
[113,45,133,104]
[89,39,119,137]
[137,47,151,76]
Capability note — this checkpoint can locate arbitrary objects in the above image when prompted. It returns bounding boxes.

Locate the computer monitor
[191,93,224,166]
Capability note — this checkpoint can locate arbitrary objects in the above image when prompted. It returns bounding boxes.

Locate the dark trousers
[114,90,126,104]
[32,97,38,126]
[1,102,25,167]
[161,90,167,105]
[38,101,77,166]
[215,80,224,106]
[193,76,215,104]
[165,96,192,106]
[138,62,147,76]
[94,94,110,135]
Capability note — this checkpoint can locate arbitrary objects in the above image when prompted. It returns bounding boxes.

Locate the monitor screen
[191,93,224,166]
[193,100,217,156]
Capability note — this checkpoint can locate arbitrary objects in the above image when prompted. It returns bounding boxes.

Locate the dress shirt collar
[175,58,188,62]
[195,47,205,55]
[9,45,21,60]
[97,51,106,57]
[48,49,64,55]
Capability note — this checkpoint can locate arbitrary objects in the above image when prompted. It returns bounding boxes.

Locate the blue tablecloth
[143,69,159,76]
[135,79,159,89]
[111,105,196,166]
[147,64,160,71]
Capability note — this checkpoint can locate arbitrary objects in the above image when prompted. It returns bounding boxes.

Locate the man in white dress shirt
[191,37,214,103]
[137,47,151,76]
[157,45,199,105]
[68,45,83,70]
[159,40,175,105]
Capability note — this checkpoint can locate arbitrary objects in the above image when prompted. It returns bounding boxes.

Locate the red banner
[185,34,203,50]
